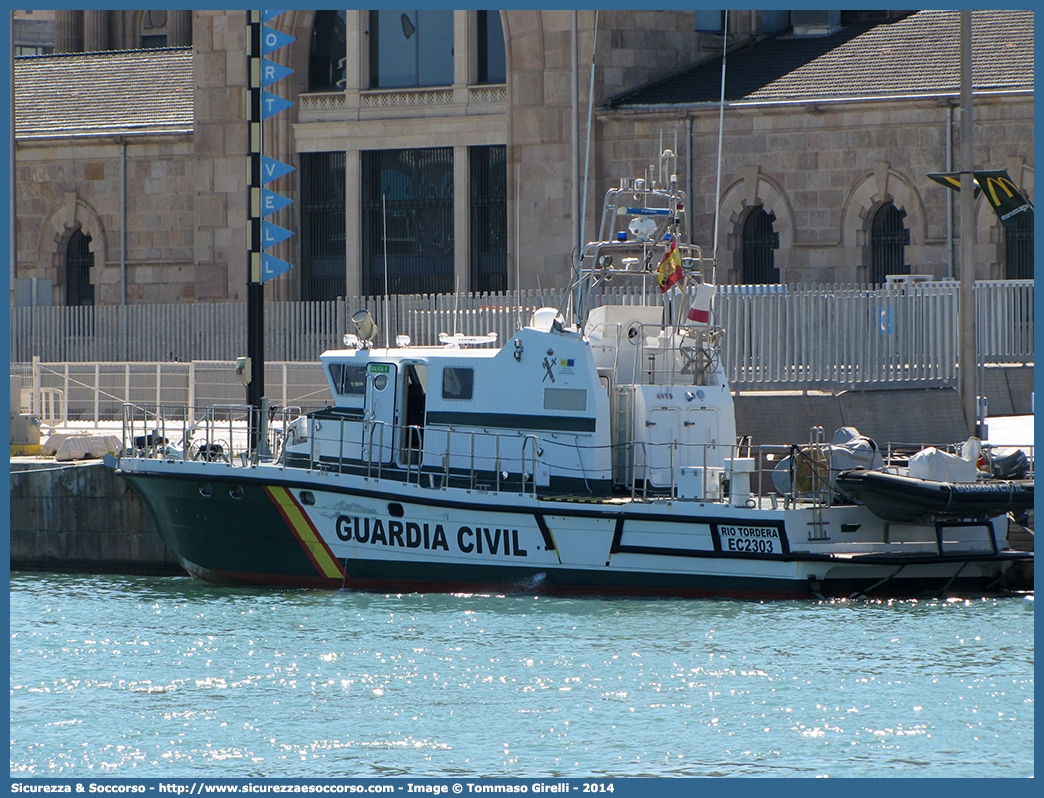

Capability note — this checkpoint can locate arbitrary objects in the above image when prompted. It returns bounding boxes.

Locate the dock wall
[735,374,1032,450]
[10,461,183,575]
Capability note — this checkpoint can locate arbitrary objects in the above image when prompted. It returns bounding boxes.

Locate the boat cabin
[287,304,735,498]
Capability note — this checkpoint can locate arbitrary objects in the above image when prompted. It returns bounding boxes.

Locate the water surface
[9,573,1034,778]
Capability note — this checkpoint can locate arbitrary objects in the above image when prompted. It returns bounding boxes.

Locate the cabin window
[442,367,473,400]
[544,388,587,412]
[328,363,367,395]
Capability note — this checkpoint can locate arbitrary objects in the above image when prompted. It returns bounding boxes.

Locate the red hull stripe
[262,485,345,580]
[688,307,710,323]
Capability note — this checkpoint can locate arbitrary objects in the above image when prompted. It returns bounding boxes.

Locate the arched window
[1004,211,1033,279]
[140,10,168,49]
[65,229,94,306]
[740,207,779,284]
[869,201,910,284]
[308,10,347,92]
[476,11,505,84]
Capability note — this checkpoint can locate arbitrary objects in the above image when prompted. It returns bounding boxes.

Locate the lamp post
[958,10,978,437]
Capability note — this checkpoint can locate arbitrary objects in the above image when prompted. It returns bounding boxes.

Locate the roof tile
[614,10,1033,107]
[15,47,193,137]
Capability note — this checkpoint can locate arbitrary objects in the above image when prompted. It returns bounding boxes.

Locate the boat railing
[363,420,390,480]
[120,402,287,466]
[121,402,183,461]
[123,403,1032,512]
[601,322,722,387]
[273,405,302,462]
[284,413,544,497]
[284,411,852,507]
[520,435,540,497]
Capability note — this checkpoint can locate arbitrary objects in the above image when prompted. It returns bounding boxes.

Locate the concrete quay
[10,458,183,576]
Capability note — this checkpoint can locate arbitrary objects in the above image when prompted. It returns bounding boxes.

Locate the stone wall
[10,461,183,575]
[597,93,1034,285]
[14,10,1034,305]
[15,137,196,305]
[192,10,250,303]
[14,11,249,307]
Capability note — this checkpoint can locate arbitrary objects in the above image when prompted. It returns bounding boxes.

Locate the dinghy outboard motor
[990,447,1031,480]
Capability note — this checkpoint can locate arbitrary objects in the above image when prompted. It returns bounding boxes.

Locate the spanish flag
[656,238,682,293]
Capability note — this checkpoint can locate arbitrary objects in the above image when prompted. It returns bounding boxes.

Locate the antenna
[575,9,600,325]
[453,275,460,334]
[516,163,522,331]
[658,130,663,187]
[711,10,728,285]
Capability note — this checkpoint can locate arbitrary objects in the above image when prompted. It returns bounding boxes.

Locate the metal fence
[11,359,329,426]
[10,280,1033,396]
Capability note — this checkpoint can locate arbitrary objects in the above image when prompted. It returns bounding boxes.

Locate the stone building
[12,9,1033,308]
[603,9,1034,285]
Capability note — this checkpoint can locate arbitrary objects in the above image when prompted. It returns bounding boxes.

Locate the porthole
[300,491,316,506]
[229,485,244,499]
[198,483,212,497]
[373,374,389,391]
[388,502,404,518]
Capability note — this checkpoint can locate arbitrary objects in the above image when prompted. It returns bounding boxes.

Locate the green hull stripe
[426,411,596,432]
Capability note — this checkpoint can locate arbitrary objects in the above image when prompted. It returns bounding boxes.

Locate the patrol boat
[114,149,1032,599]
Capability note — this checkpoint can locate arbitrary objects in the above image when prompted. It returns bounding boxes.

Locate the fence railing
[10,280,1032,394]
[11,359,329,427]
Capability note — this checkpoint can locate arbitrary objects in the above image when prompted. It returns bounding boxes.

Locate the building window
[476,11,505,84]
[65,229,94,307]
[362,148,454,296]
[868,201,910,284]
[300,152,347,301]
[470,145,507,292]
[369,9,454,89]
[761,10,791,33]
[740,207,779,284]
[1005,212,1033,279]
[309,10,346,92]
[140,10,167,49]
[694,11,727,32]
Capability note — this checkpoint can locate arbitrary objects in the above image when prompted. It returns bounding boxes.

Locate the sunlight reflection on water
[9,573,1034,778]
